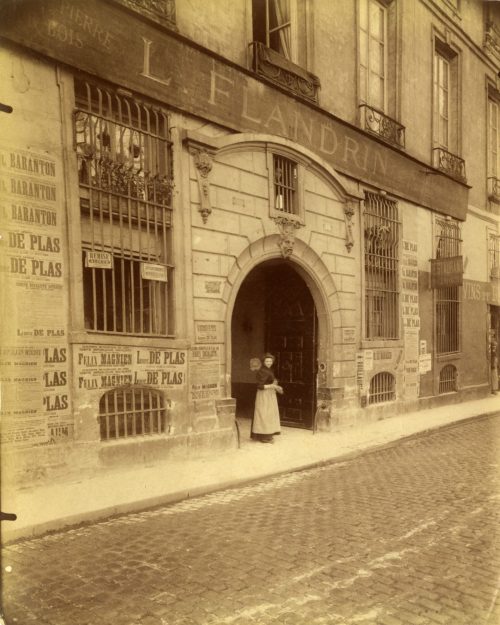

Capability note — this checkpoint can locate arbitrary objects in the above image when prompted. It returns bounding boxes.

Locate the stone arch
[212,132,361,203]
[222,235,342,396]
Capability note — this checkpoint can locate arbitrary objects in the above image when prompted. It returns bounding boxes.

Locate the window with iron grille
[74,79,174,336]
[273,154,298,215]
[99,387,167,441]
[435,218,461,354]
[489,233,500,278]
[364,193,400,339]
[368,371,395,404]
[438,364,457,393]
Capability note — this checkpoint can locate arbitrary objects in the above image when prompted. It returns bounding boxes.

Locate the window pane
[369,2,383,40]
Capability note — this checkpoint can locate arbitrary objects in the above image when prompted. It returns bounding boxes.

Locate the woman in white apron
[251,353,282,443]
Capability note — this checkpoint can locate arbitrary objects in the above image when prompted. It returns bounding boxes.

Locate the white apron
[252,388,281,434]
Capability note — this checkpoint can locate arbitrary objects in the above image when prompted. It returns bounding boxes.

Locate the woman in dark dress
[251,353,282,443]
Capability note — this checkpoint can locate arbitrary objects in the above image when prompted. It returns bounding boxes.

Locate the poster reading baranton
[0,144,71,446]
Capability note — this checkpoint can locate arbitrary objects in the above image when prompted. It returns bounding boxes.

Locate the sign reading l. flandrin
[0,0,468,219]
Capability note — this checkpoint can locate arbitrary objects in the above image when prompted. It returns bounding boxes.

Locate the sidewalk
[2,395,499,543]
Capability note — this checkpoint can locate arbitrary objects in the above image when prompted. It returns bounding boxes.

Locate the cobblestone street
[2,414,500,625]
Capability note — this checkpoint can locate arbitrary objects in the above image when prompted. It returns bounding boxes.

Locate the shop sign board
[430,256,463,289]
[85,250,112,269]
[141,262,168,282]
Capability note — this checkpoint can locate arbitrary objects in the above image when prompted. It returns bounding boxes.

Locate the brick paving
[2,414,500,625]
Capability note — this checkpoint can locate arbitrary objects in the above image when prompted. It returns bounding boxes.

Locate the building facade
[0,0,499,491]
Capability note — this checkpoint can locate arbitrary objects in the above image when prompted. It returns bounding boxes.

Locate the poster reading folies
[0,146,71,446]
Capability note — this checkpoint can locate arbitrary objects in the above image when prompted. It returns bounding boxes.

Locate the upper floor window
[250,0,320,103]
[359,0,388,112]
[358,1,404,148]
[364,192,400,340]
[253,0,293,60]
[432,39,465,179]
[74,78,174,336]
[433,40,459,154]
[488,93,500,202]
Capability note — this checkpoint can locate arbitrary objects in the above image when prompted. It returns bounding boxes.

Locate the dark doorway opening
[231,261,317,429]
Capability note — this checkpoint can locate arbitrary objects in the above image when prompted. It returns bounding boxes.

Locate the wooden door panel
[266,266,316,429]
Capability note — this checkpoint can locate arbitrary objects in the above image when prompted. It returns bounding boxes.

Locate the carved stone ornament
[273,215,303,259]
[343,201,356,253]
[193,149,214,224]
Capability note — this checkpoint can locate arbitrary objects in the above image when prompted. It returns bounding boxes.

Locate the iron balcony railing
[249,41,321,104]
[432,147,467,182]
[359,104,405,149]
[432,148,466,182]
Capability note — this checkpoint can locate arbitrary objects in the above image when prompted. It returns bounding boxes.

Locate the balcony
[359,104,405,149]
[111,0,176,29]
[249,42,320,104]
[432,147,466,182]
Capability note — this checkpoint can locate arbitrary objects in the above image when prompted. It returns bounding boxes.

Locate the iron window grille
[364,192,400,339]
[273,154,298,214]
[368,371,396,404]
[99,387,167,441]
[74,79,174,336]
[435,218,461,354]
[438,364,457,393]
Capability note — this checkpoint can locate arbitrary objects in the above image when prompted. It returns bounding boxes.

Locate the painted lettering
[292,111,313,145]
[319,124,338,155]
[372,150,388,175]
[263,104,287,136]
[208,63,234,106]
[140,37,172,87]
[342,136,366,171]
[242,85,261,124]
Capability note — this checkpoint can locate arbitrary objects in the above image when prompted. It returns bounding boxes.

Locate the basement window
[99,387,167,441]
[368,371,396,404]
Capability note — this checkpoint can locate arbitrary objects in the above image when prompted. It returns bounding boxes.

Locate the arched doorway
[231,260,317,429]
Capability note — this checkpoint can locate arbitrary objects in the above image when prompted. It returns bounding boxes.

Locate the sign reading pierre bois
[0,0,467,220]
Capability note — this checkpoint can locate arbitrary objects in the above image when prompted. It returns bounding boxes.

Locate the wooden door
[266,266,317,428]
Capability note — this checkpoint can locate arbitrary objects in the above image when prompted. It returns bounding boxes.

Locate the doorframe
[224,236,342,401]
